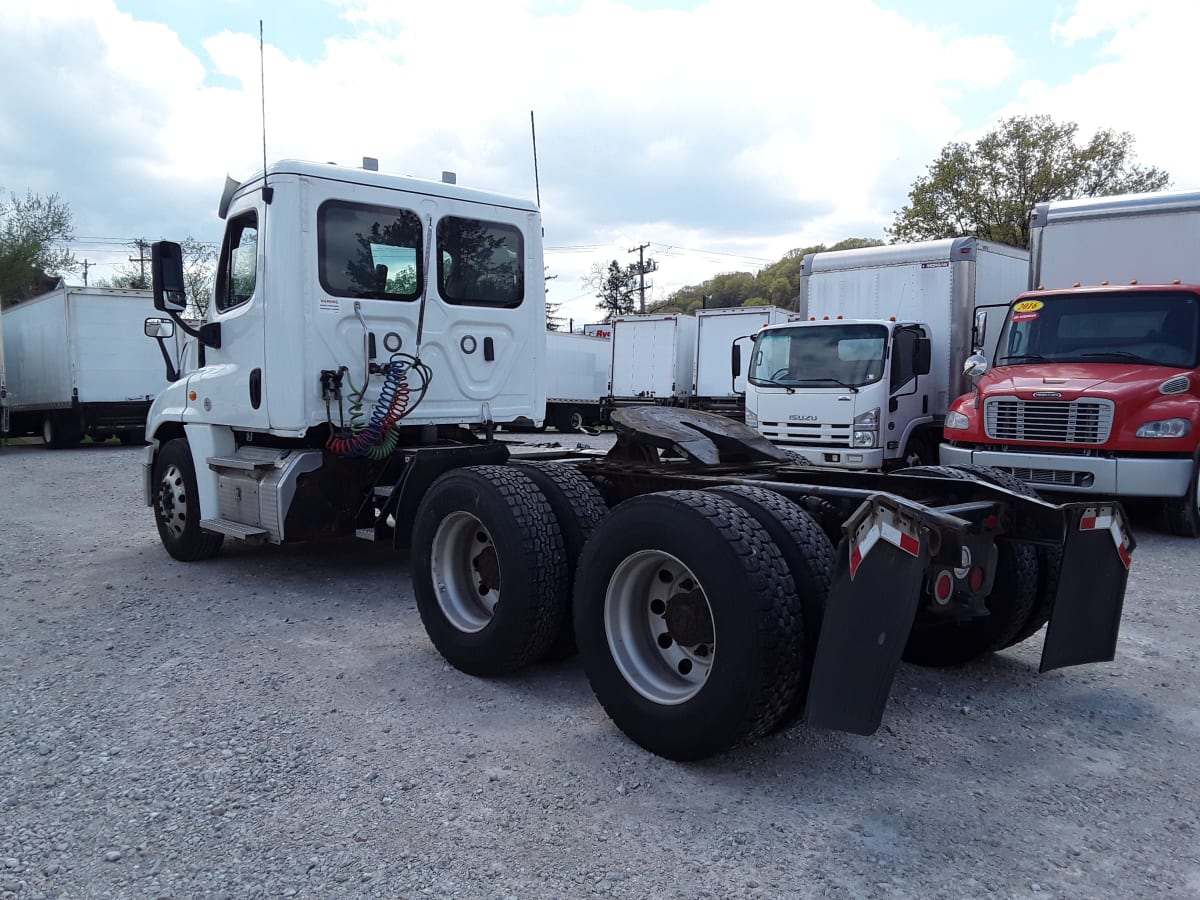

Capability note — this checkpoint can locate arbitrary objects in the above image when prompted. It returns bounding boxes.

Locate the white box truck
[692,305,792,415]
[743,238,1028,469]
[607,313,697,410]
[544,330,610,431]
[1,285,173,446]
[942,188,1200,536]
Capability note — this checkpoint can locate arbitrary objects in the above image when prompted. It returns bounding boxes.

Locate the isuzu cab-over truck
[142,159,1134,760]
[941,189,1200,536]
[743,239,1028,470]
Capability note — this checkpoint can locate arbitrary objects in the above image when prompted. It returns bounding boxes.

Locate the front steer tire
[411,465,567,677]
[1162,461,1200,538]
[573,490,804,761]
[152,438,224,562]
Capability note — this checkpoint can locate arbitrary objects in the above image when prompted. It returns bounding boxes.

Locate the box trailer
[544,330,611,431]
[692,305,792,414]
[607,313,697,408]
[2,285,172,446]
[744,238,1028,470]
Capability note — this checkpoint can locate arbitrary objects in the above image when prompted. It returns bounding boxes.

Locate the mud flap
[805,498,930,735]
[1040,503,1134,673]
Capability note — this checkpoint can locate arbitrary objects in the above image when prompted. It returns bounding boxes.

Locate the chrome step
[200,518,270,541]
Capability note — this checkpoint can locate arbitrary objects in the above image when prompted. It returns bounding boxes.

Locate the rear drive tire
[42,415,82,449]
[945,464,1062,648]
[152,438,224,561]
[573,490,803,760]
[708,485,831,727]
[893,465,1038,667]
[411,465,567,677]
[512,461,608,660]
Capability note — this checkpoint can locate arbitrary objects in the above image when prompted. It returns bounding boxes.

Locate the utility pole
[627,242,658,314]
[129,239,151,288]
[81,259,92,287]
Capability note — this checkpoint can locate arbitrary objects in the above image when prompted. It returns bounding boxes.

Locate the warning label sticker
[1011,311,1040,323]
[319,296,340,313]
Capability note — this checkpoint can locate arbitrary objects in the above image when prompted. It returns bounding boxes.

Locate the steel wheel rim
[604,550,715,705]
[568,411,584,431]
[157,463,189,538]
[430,511,500,633]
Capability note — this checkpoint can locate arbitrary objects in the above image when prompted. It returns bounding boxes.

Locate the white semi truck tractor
[141,159,1134,760]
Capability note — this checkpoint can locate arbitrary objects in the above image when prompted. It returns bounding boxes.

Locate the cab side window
[318,201,422,301]
[891,327,920,392]
[215,213,259,313]
[437,216,524,308]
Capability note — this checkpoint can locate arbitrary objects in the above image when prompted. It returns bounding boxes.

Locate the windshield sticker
[1011,311,1040,323]
[1013,300,1044,312]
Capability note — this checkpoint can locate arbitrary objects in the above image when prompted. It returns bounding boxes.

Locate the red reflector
[969,566,984,591]
[899,532,920,556]
[934,571,953,603]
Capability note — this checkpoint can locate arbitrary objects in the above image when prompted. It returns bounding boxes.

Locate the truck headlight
[744,407,758,428]
[945,410,970,430]
[852,407,879,448]
[1136,418,1191,439]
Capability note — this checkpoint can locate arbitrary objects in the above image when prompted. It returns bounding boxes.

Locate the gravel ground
[1,439,1199,899]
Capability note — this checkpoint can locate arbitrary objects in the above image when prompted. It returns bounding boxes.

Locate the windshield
[996,291,1200,369]
[749,323,888,388]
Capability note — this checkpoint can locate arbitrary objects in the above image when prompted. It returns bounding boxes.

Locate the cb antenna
[530,110,541,208]
[259,20,273,203]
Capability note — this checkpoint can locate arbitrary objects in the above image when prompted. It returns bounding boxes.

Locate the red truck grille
[984,397,1114,444]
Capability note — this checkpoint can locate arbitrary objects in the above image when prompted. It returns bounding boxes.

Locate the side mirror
[731,343,742,379]
[144,317,175,339]
[972,309,988,354]
[152,241,187,313]
[963,352,989,384]
[914,337,932,376]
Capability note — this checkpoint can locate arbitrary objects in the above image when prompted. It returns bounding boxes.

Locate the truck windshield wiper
[1075,351,1156,364]
[998,353,1051,363]
[788,377,860,393]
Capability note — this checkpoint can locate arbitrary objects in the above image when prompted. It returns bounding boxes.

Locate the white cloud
[0,0,1039,318]
[1008,2,1200,196]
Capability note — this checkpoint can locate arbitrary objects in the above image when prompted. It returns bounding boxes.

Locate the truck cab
[144,159,545,549]
[942,284,1200,527]
[941,188,1200,536]
[744,317,933,469]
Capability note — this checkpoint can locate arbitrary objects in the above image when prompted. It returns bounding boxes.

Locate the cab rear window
[437,216,524,308]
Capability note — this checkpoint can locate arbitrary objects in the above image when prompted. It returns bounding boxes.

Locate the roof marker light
[1073,282,1081,287]
[1175,279,1182,285]
[1130,279,1138,285]
[1101,280,1110,285]
[823,315,830,320]
[836,314,843,319]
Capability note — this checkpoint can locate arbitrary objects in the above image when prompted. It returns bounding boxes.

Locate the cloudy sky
[0,0,1193,326]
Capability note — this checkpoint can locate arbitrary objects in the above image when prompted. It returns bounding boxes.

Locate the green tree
[891,115,1170,249]
[0,190,78,307]
[101,237,218,318]
[586,259,638,319]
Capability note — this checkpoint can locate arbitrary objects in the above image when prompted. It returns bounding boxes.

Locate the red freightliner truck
[941,189,1200,535]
